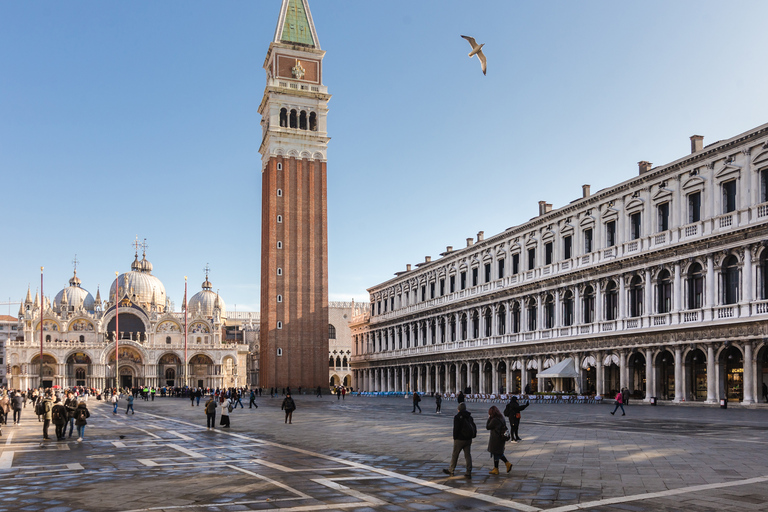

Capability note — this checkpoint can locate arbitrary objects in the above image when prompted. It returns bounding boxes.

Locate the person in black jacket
[486,406,512,475]
[442,402,475,478]
[503,396,529,442]
[412,392,421,413]
[281,394,296,424]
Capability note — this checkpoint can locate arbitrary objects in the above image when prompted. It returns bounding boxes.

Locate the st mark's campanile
[259,0,330,390]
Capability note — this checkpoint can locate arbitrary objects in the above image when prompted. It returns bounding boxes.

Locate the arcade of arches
[354,332,768,404]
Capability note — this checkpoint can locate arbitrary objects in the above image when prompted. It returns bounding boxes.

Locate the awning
[537,358,579,378]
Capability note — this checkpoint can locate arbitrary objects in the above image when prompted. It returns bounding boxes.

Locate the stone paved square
[2,395,768,511]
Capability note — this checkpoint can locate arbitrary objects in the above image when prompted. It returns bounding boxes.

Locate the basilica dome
[54,271,95,313]
[110,252,167,309]
[188,276,226,318]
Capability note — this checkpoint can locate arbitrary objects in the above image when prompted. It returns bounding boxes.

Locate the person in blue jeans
[112,394,119,414]
[74,401,90,442]
[610,391,625,416]
[126,394,135,414]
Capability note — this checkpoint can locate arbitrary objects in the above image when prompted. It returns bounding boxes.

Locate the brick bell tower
[258,0,330,390]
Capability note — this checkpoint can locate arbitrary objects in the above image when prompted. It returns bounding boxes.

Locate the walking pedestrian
[233,391,244,409]
[316,386,322,398]
[486,406,512,475]
[621,387,629,406]
[435,394,442,414]
[412,392,422,413]
[281,393,296,424]
[341,387,346,400]
[0,392,9,434]
[220,396,231,428]
[51,398,67,441]
[204,395,217,429]
[610,391,625,416]
[442,402,475,477]
[11,392,23,425]
[190,390,196,407]
[196,387,202,406]
[111,393,119,415]
[74,401,90,442]
[126,394,135,415]
[457,390,465,404]
[41,393,53,441]
[503,396,529,442]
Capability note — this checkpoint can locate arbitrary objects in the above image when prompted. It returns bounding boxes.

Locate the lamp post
[39,266,43,388]
[115,271,119,390]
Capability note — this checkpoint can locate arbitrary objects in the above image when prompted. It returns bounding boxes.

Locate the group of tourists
[0,387,91,442]
[441,394,530,477]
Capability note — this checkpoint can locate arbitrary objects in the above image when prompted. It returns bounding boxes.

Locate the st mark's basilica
[6,246,249,391]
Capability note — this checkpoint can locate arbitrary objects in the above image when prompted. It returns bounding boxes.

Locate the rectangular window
[563,235,572,260]
[658,202,670,232]
[527,248,536,270]
[450,275,455,293]
[390,297,394,310]
[430,282,435,299]
[630,212,641,240]
[460,271,467,290]
[512,254,519,275]
[484,263,491,283]
[544,242,553,265]
[421,285,426,301]
[497,258,505,279]
[472,267,478,286]
[762,169,768,203]
[439,278,445,296]
[606,221,616,247]
[383,299,387,312]
[688,192,701,223]
[377,302,381,314]
[723,180,737,213]
[584,228,593,253]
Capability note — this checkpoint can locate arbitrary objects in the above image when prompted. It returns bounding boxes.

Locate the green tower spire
[278,0,316,47]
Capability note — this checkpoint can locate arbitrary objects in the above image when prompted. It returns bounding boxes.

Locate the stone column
[706,254,715,319]
[416,366,421,393]
[596,352,604,396]
[743,342,754,404]
[573,355,582,394]
[743,246,753,308]
[505,358,511,395]
[619,351,628,391]
[645,348,654,402]
[537,356,544,392]
[478,361,485,394]
[674,346,683,402]
[491,360,498,395]
[673,262,682,313]
[644,268,653,318]
[619,274,626,320]
[521,360,528,395]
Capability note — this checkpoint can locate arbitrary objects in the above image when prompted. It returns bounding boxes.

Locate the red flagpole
[115,271,119,390]
[40,266,44,387]
[184,277,188,388]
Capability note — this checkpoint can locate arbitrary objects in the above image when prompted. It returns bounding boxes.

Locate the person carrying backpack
[204,395,217,430]
[74,401,90,442]
[412,392,422,414]
[281,394,296,424]
[126,394,135,415]
[442,402,476,478]
[40,393,53,440]
[51,397,68,441]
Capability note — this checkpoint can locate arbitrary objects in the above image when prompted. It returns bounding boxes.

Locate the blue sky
[2,1,767,314]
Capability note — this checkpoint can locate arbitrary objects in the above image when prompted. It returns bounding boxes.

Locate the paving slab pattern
[1,396,768,511]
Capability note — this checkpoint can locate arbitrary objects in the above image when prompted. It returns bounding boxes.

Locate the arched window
[526,299,537,331]
[336,356,341,367]
[760,252,768,300]
[604,281,618,321]
[280,108,288,127]
[512,303,521,333]
[46,334,51,342]
[687,263,704,309]
[79,335,85,343]
[289,109,297,128]
[461,314,468,340]
[398,328,403,348]
[723,255,740,305]
[472,311,479,338]
[497,306,506,335]
[657,270,672,313]
[484,308,492,337]
[299,110,307,130]
[430,319,436,344]
[342,357,347,368]
[277,188,283,197]
[629,275,643,317]
[421,322,427,345]
[439,318,446,342]
[544,294,555,329]
[450,316,456,341]
[309,112,317,131]
[277,215,282,223]
[583,286,595,323]
[166,336,171,344]
[329,355,335,367]
[562,291,574,326]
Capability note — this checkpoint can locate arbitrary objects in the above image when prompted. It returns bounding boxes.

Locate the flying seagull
[461,35,486,75]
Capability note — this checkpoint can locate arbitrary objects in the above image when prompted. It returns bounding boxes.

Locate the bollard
[720,398,727,409]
